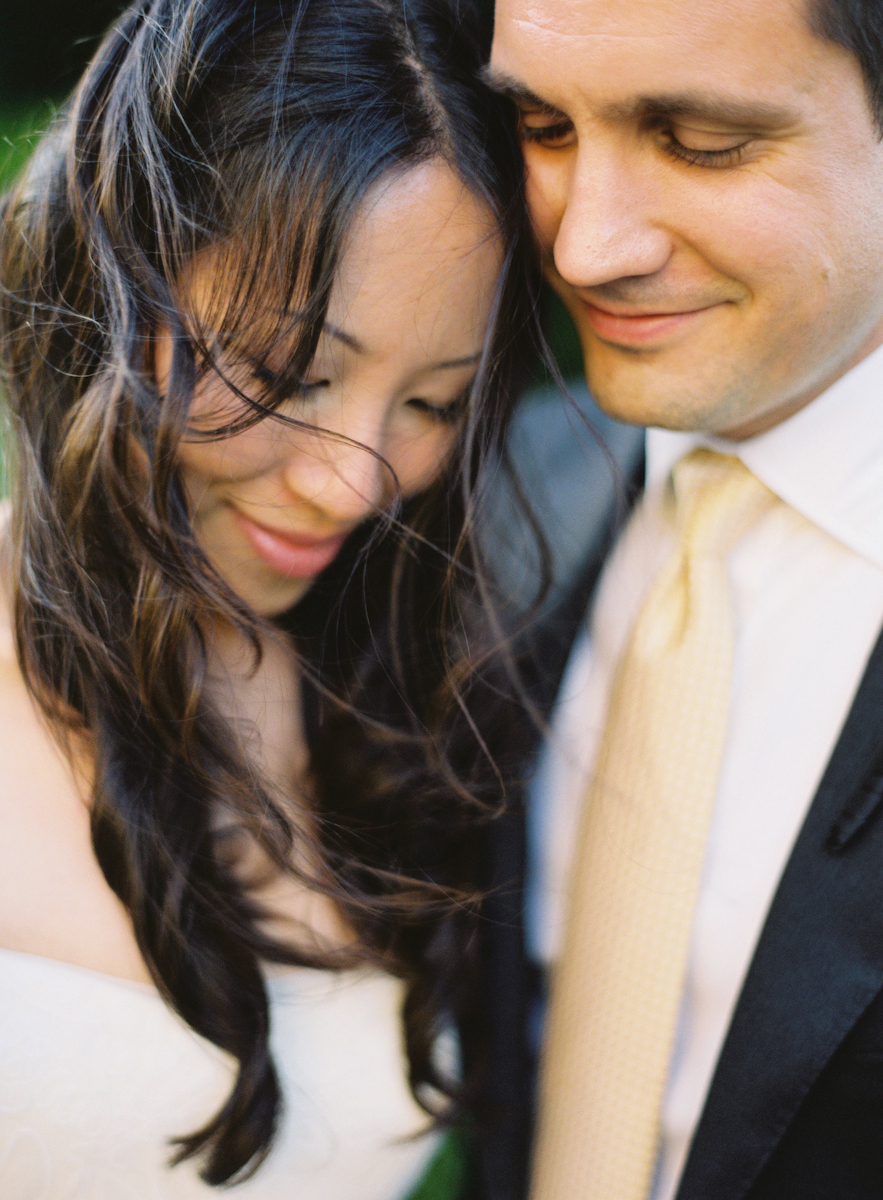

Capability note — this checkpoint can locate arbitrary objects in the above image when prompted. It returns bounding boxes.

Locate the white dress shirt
[527,339,883,1200]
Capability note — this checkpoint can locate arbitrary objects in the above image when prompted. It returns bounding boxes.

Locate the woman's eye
[519,115,575,150]
[250,364,328,399]
[406,395,465,426]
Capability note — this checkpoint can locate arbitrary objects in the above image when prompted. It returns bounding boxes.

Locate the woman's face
[156,159,502,618]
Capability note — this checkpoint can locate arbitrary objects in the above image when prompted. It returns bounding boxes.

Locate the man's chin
[585,375,695,432]
[583,351,755,435]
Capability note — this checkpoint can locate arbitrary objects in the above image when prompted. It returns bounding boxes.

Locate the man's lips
[579,299,720,346]
[233,510,349,579]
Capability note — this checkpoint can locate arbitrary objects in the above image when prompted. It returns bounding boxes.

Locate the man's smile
[578,297,726,349]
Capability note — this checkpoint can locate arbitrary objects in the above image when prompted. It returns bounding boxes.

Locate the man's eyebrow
[605,93,799,130]
[479,66,568,118]
[480,70,796,132]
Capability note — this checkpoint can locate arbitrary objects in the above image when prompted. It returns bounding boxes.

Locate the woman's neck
[206,620,358,958]
[207,621,309,802]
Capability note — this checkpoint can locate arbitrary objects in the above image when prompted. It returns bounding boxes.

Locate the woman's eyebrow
[324,322,481,371]
[324,322,364,352]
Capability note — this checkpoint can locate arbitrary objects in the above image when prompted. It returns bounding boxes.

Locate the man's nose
[281,417,391,527]
[549,145,673,290]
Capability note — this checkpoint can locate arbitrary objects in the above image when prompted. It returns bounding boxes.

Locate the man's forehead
[493,0,811,39]
[491,0,828,116]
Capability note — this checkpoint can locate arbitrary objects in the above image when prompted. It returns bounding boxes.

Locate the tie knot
[670,449,777,558]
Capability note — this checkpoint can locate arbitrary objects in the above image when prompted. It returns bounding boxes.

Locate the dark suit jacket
[472,383,883,1200]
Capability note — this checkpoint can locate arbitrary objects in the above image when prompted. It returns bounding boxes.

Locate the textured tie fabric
[530,450,779,1200]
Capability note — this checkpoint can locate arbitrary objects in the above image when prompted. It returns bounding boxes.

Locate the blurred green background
[0,0,127,188]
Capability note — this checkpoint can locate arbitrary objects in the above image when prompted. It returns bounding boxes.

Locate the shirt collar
[646,339,883,570]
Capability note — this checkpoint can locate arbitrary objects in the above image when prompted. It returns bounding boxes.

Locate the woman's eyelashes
[406,394,466,425]
[249,362,329,401]
[250,362,469,426]
[407,380,473,426]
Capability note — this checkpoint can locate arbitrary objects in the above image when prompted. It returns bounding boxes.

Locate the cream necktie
[531,450,778,1200]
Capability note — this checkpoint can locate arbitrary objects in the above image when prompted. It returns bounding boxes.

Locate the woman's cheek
[391,428,458,496]
[177,425,275,489]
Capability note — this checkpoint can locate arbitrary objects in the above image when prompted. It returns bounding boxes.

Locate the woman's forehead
[326,161,502,361]
[175,161,501,369]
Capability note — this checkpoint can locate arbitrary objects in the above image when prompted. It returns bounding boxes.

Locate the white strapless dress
[0,948,441,1199]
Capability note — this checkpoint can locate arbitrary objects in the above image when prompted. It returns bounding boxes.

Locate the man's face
[490,0,883,438]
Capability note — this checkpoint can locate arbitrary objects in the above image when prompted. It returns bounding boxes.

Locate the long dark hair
[0,0,540,1186]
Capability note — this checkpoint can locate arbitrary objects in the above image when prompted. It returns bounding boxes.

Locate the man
[481,1,883,1198]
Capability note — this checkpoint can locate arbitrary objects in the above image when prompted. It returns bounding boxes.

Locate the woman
[0,0,539,1195]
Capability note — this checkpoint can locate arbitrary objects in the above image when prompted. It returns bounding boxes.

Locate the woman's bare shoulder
[0,512,50,778]
[0,502,16,668]
[0,508,151,982]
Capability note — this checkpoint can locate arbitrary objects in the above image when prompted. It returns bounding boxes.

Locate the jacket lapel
[676,620,883,1200]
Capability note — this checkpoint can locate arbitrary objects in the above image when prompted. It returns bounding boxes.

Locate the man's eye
[658,129,750,169]
[519,116,575,150]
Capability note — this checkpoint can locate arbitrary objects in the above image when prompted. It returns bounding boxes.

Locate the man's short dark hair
[811,0,883,132]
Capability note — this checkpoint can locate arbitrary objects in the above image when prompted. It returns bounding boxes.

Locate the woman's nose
[280,419,392,527]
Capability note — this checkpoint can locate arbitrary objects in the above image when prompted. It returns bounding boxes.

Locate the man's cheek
[525,163,565,255]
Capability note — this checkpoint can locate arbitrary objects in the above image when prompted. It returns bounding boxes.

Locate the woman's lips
[580,300,716,347]
[233,510,348,578]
